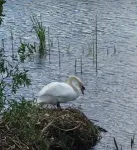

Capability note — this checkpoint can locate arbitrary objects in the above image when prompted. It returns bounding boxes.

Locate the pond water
[1,0,137,149]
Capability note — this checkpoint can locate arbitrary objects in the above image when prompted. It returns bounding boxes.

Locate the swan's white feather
[37,82,79,105]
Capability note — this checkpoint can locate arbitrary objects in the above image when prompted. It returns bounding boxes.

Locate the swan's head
[79,81,85,95]
[81,84,85,94]
[68,76,85,95]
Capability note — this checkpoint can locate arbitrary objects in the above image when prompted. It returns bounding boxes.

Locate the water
[1,0,137,149]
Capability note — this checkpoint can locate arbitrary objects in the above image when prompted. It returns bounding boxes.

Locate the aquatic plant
[113,135,135,150]
[74,57,83,74]
[85,15,98,73]
[95,15,98,74]
[31,15,47,58]
[57,36,61,67]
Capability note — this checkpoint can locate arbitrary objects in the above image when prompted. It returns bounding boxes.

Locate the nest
[0,101,101,150]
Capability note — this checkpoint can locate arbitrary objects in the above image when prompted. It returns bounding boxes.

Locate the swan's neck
[67,76,80,96]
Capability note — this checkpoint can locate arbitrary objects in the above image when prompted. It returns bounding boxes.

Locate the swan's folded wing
[38,82,75,97]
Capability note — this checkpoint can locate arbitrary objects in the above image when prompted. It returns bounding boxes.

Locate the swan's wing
[38,82,75,97]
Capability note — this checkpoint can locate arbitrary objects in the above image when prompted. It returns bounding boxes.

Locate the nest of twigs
[0,100,101,150]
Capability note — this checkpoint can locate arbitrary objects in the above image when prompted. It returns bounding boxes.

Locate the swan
[37,76,85,108]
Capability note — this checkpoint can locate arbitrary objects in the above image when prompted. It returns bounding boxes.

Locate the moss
[0,100,101,150]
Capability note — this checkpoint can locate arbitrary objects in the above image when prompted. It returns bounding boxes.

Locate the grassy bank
[0,100,101,150]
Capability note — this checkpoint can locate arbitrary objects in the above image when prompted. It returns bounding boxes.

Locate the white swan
[37,76,85,108]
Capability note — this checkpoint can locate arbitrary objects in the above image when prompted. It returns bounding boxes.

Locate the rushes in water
[1,38,4,52]
[47,27,51,63]
[10,29,14,58]
[131,134,135,149]
[81,57,82,74]
[113,135,135,150]
[107,48,109,55]
[57,37,61,67]
[75,59,77,74]
[92,34,95,64]
[114,45,116,55]
[31,15,46,58]
[113,137,119,150]
[95,15,98,74]
[74,58,83,74]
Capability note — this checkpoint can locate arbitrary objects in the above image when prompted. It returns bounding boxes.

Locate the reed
[114,45,116,54]
[47,27,51,63]
[95,15,98,74]
[113,135,135,150]
[10,30,14,58]
[31,15,46,57]
[1,38,4,52]
[82,46,84,55]
[81,57,82,74]
[131,134,135,149]
[92,34,95,64]
[57,37,61,67]
[87,43,92,57]
[107,48,109,55]
[113,137,119,150]
[66,44,71,54]
[75,59,77,74]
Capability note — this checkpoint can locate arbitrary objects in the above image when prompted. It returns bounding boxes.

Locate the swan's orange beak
[81,86,85,95]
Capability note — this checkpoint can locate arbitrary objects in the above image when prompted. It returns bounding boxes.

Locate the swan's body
[37,76,85,108]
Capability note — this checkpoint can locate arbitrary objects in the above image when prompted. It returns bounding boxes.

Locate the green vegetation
[18,40,36,62]
[0,41,34,112]
[0,102,101,150]
[113,135,135,150]
[0,0,6,25]
[31,15,47,58]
